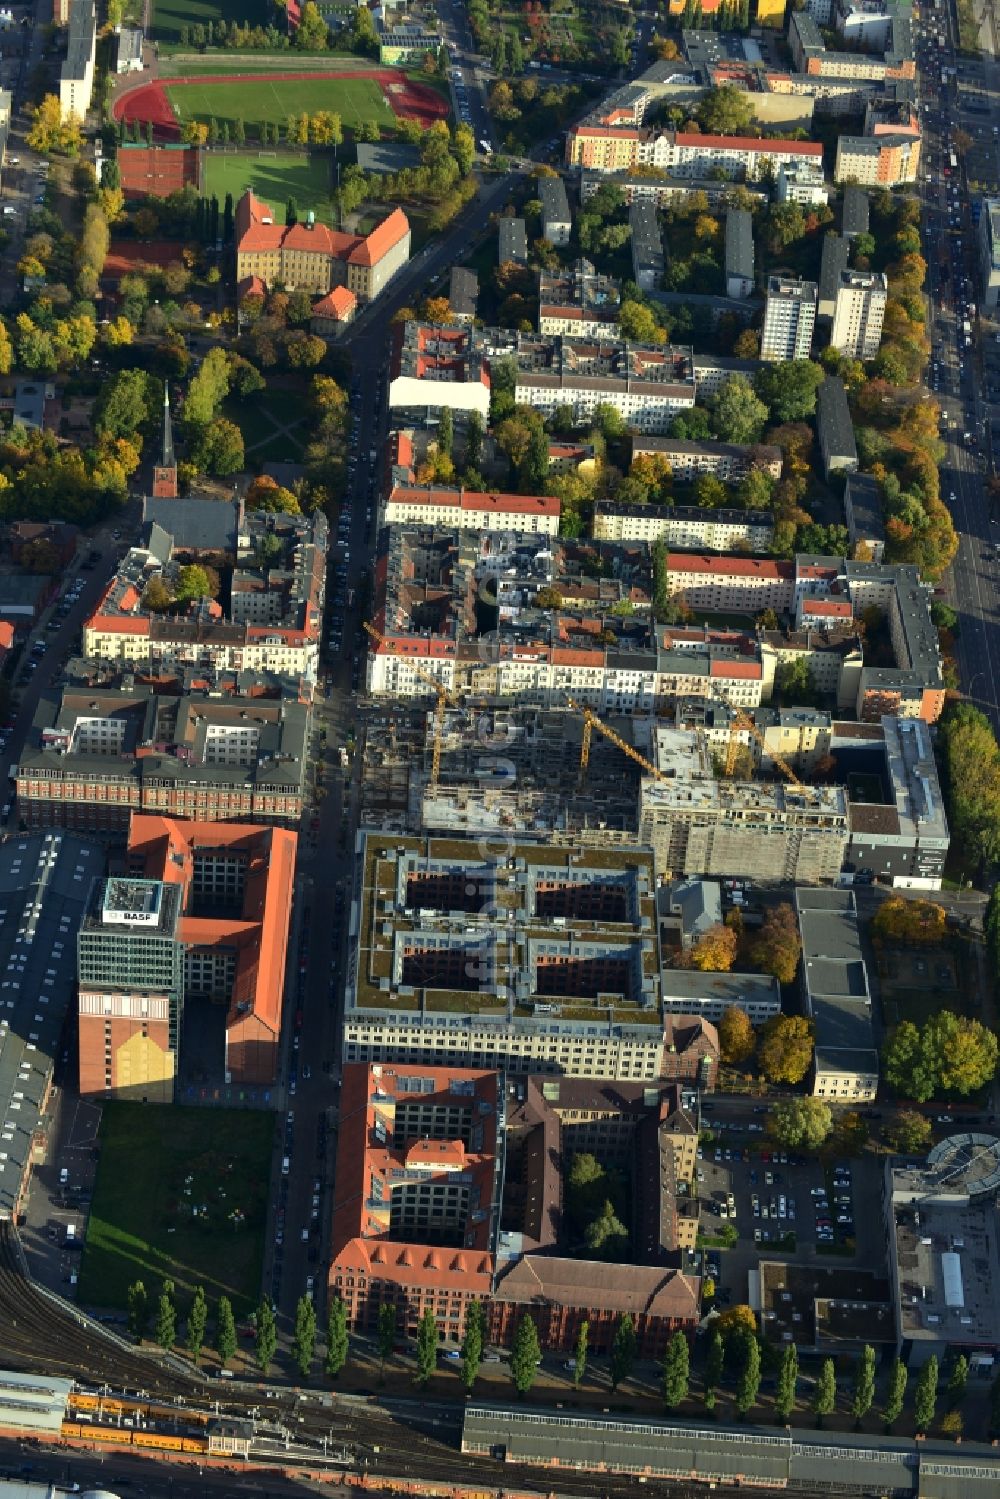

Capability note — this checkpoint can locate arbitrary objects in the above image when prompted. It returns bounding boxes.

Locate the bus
[949,151,958,170]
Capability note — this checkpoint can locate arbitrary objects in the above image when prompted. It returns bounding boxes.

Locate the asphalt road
[920,3,1000,728]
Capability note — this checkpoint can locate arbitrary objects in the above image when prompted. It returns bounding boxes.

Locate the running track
[114,69,449,141]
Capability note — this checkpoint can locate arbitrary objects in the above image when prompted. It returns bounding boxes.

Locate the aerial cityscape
[0,0,1000,1493]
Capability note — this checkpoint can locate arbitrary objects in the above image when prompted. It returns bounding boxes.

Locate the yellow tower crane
[717,693,809,792]
[566,697,670,782]
[363,621,460,788]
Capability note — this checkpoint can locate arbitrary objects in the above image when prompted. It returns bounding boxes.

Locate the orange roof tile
[347,206,409,267]
[313,285,357,320]
[668,554,793,578]
[675,132,823,156]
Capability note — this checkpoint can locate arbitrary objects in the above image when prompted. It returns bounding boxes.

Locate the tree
[325,1298,349,1380]
[883,1013,998,1102]
[913,1355,938,1434]
[749,903,802,985]
[27,94,83,156]
[946,1354,968,1410]
[851,1345,876,1427]
[465,410,484,472]
[812,1358,836,1425]
[774,1343,798,1422]
[704,1328,724,1410]
[215,1296,237,1366]
[510,1315,540,1396]
[619,299,667,344]
[585,1199,629,1261]
[734,1333,761,1417]
[186,1285,208,1364]
[438,406,454,459]
[610,1313,637,1391]
[246,476,300,514]
[716,1304,757,1341]
[695,85,754,137]
[757,1015,814,1085]
[872,896,947,945]
[376,1303,396,1375]
[296,0,330,48]
[883,1357,907,1430]
[175,564,218,603]
[769,1097,832,1152]
[95,368,159,441]
[254,1298,277,1373]
[126,1280,148,1340]
[573,1319,589,1389]
[712,375,768,445]
[940,1409,963,1440]
[887,1109,933,1154]
[461,1301,485,1392]
[754,361,825,423]
[687,924,738,973]
[415,1308,439,1387]
[154,1284,176,1351]
[831,1111,869,1158]
[718,1005,756,1065]
[292,1294,317,1379]
[184,346,230,428]
[662,1330,690,1410]
[192,417,245,476]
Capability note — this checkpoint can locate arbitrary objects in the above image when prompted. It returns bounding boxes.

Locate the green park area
[152,0,271,43]
[202,149,333,222]
[165,75,398,136]
[78,1102,274,1315]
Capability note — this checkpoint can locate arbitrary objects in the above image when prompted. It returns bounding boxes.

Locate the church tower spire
[152,382,178,498]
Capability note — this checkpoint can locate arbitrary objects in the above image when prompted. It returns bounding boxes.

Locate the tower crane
[716,692,812,794]
[565,697,669,782]
[363,620,460,788]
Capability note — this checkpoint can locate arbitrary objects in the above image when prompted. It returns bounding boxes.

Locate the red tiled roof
[313,286,357,320]
[668,554,794,578]
[573,125,642,139]
[86,614,151,635]
[803,599,852,616]
[675,133,823,156]
[711,659,762,679]
[347,206,409,267]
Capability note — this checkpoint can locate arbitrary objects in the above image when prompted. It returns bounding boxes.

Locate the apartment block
[498,216,528,266]
[659,969,782,1025]
[567,125,825,181]
[59,0,96,122]
[630,200,664,292]
[538,259,621,338]
[342,834,667,1080]
[18,679,310,835]
[834,133,920,186]
[388,321,492,421]
[834,716,950,888]
[817,233,850,320]
[539,177,572,246]
[631,435,782,484]
[384,484,560,535]
[790,10,915,80]
[581,170,768,211]
[816,376,859,479]
[795,888,878,1101]
[82,507,326,683]
[843,473,885,562]
[725,208,755,299]
[774,161,831,206]
[509,331,695,431]
[593,501,774,553]
[760,275,817,361]
[829,269,888,358]
[236,191,410,301]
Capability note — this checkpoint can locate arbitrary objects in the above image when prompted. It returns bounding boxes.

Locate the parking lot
[696,1116,888,1299]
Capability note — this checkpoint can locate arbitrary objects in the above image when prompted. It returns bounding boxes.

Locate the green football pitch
[164,75,398,135]
[202,150,334,223]
[152,0,271,43]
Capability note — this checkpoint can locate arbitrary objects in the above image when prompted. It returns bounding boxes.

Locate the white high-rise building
[829,269,888,359]
[760,275,818,361]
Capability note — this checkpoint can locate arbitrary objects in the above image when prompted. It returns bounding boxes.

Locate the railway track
[0,1224,197,1398]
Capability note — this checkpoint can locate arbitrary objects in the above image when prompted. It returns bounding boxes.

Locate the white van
[281,1155,290,1176]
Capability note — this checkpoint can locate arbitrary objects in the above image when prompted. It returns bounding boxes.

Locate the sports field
[202,149,333,222]
[164,74,398,135]
[152,0,271,44]
[77,1102,274,1315]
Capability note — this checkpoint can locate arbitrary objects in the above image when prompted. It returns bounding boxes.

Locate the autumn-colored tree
[421,295,453,324]
[887,1109,932,1154]
[717,1005,755,1064]
[715,1304,757,1340]
[872,896,947,946]
[749,903,801,984]
[685,923,738,973]
[757,1014,814,1085]
[769,1097,832,1151]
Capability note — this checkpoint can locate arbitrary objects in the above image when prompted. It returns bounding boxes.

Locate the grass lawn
[202,150,333,222]
[164,75,398,136]
[78,1102,274,1315]
[224,386,310,463]
[153,0,271,43]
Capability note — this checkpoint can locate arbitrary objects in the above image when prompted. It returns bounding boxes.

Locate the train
[70,1390,213,1426]
[61,1419,208,1454]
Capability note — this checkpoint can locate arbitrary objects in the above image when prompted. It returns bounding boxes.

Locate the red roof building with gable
[235,191,410,303]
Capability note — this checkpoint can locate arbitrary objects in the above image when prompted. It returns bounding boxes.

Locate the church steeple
[152,382,178,498]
